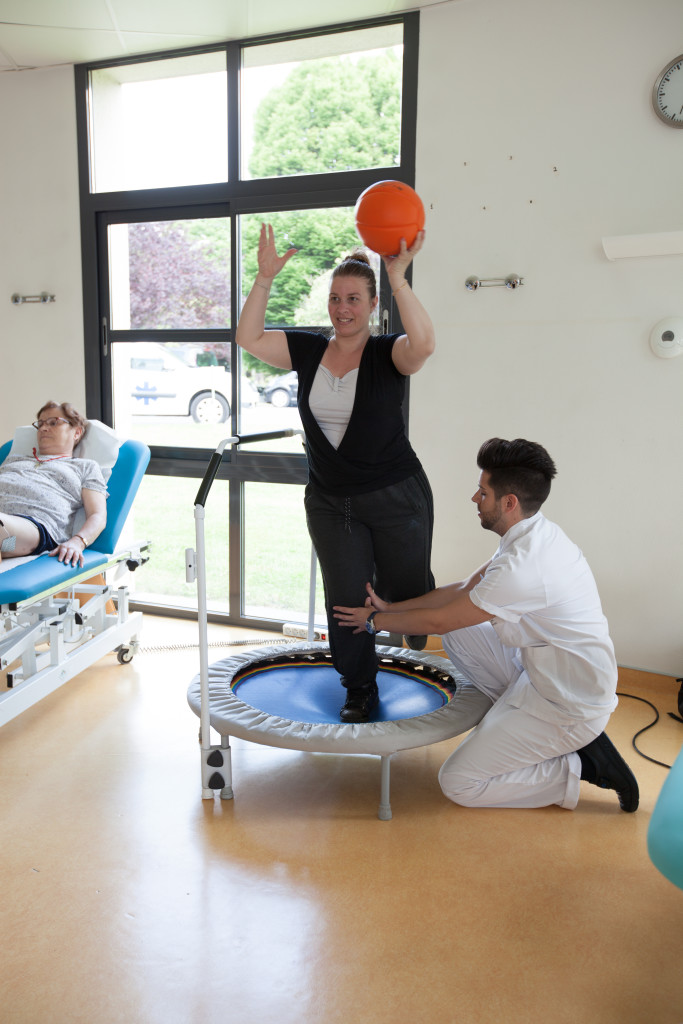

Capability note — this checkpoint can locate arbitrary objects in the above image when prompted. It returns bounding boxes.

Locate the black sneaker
[577,732,639,812]
[404,634,428,651]
[340,683,379,723]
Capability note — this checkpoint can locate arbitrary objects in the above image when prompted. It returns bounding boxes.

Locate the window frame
[74,12,420,629]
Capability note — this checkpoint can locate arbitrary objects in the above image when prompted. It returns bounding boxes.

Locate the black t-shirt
[286,330,422,495]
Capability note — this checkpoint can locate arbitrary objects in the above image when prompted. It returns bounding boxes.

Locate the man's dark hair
[477,438,557,515]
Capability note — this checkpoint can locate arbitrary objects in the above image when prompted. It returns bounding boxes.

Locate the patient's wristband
[74,534,87,547]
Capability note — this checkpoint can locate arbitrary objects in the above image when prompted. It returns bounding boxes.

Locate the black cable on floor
[670,677,683,724]
[616,691,674,769]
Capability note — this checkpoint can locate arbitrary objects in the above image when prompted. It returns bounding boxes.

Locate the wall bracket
[11,292,56,305]
[465,275,523,291]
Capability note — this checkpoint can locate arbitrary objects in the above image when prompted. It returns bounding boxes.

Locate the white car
[113,342,259,423]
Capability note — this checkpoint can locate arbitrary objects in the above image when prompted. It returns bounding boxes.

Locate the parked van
[113,342,259,423]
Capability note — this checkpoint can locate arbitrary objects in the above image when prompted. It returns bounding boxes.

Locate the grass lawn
[127,473,325,622]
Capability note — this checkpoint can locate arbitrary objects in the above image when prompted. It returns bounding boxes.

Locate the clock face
[653,54,683,127]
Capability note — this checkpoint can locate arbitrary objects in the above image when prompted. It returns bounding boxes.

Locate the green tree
[241,50,401,344]
[241,208,358,329]
[249,53,401,177]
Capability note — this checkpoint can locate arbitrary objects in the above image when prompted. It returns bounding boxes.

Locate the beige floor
[1,614,683,1024]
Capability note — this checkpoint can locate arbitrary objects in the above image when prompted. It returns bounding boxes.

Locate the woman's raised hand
[257,223,298,281]
[381,229,425,282]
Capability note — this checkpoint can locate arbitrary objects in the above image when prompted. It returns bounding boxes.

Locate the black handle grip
[194,429,303,507]
[234,429,299,444]
[195,451,224,508]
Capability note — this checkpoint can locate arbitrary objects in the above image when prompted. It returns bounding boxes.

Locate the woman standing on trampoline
[236,223,436,722]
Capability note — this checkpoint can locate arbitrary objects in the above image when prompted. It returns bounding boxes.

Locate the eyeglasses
[32,417,70,430]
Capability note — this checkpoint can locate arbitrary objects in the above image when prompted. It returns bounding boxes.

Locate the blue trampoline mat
[230,661,453,724]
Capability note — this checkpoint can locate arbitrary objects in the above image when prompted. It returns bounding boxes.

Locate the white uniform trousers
[439,622,611,810]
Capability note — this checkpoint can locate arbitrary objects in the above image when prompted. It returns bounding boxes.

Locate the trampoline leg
[378,755,392,820]
[220,736,234,801]
[201,738,233,800]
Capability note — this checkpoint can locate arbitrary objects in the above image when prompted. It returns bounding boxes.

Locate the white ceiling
[0,0,447,72]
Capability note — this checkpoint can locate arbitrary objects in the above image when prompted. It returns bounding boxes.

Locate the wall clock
[652,54,683,127]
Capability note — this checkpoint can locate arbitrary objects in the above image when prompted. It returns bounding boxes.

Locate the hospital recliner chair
[0,424,150,727]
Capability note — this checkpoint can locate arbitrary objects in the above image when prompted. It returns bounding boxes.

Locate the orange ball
[354,180,425,256]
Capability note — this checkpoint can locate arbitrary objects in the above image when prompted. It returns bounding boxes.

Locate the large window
[89,52,228,192]
[240,24,403,180]
[76,15,419,629]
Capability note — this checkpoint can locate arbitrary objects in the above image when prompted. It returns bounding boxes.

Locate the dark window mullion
[226,43,240,183]
[400,12,420,179]
[227,44,240,436]
[108,330,231,345]
[147,452,307,483]
[95,211,114,424]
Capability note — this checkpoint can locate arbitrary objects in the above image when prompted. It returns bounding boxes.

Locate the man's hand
[333,584,391,633]
[333,604,374,634]
[365,583,391,612]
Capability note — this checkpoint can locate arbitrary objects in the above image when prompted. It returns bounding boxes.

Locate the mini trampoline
[187,641,467,818]
[187,432,467,820]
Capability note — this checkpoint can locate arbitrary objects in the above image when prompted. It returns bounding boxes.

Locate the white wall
[1,0,681,673]
[412,0,683,674]
[0,65,85,437]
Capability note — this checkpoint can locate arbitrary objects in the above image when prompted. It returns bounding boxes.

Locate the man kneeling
[334,438,638,813]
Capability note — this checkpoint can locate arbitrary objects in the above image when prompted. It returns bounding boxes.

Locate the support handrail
[191,426,308,771]
[194,429,304,508]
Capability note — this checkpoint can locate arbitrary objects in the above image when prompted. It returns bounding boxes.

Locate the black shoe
[404,634,428,651]
[340,683,379,723]
[577,732,639,812]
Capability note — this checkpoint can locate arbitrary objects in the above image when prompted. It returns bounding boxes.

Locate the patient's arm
[0,512,41,558]
[50,488,107,568]
[78,488,107,546]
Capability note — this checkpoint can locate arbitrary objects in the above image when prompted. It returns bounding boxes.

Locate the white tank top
[308,364,359,449]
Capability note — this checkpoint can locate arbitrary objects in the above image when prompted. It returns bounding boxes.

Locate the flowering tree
[128,219,230,329]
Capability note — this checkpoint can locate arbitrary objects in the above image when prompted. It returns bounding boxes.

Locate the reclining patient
[0,401,107,569]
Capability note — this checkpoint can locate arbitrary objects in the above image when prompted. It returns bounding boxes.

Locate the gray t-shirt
[0,455,108,542]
